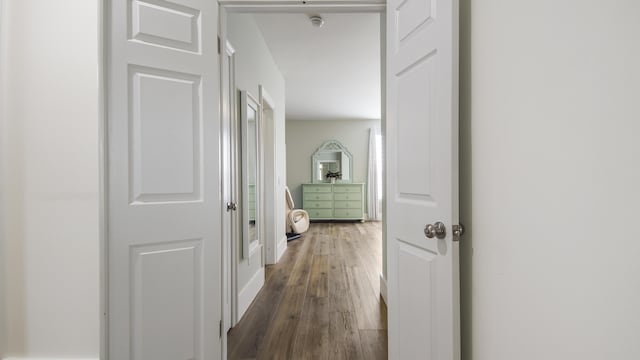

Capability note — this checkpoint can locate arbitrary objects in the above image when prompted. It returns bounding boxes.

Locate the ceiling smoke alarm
[309,15,324,28]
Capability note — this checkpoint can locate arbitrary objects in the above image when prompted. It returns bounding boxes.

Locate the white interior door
[386,0,460,359]
[107,0,221,359]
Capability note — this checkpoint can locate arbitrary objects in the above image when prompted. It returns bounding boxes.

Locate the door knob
[424,221,446,239]
[226,202,237,211]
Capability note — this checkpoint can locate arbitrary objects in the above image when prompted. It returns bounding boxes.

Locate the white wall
[285,119,381,211]
[227,14,287,316]
[0,0,100,358]
[459,1,640,359]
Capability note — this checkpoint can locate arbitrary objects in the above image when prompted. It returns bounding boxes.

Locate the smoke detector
[309,15,324,28]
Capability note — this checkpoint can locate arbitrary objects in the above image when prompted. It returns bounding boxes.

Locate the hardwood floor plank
[290,296,330,360]
[308,255,329,298]
[360,329,388,360]
[257,282,308,359]
[346,265,386,330]
[314,233,331,255]
[286,230,316,287]
[329,311,364,360]
[328,257,355,313]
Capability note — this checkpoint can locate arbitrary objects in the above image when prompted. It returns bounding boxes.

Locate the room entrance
[220,9,387,359]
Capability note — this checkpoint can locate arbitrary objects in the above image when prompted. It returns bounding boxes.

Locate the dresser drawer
[307,209,333,218]
[333,209,363,218]
[303,184,332,193]
[333,192,362,201]
[304,200,333,209]
[332,185,363,193]
[304,193,333,201]
[333,201,362,209]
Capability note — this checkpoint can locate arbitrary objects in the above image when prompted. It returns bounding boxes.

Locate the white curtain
[367,128,381,220]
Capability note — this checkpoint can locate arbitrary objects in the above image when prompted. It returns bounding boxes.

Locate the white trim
[237,267,265,321]
[220,1,385,14]
[379,273,388,305]
[97,0,108,359]
[3,358,98,360]
[249,240,262,258]
[260,86,276,110]
[276,235,287,262]
[259,84,280,265]
[0,0,7,355]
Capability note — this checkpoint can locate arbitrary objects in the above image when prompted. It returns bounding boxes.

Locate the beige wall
[0,0,100,358]
[459,0,640,359]
[285,119,381,210]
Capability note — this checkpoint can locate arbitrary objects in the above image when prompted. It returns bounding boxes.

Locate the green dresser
[302,183,365,221]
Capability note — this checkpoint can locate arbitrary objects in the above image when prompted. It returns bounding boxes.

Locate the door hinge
[219,319,223,338]
[452,224,465,241]
[217,36,221,54]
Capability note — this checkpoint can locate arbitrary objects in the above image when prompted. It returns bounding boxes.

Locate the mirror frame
[239,90,261,261]
[311,140,353,184]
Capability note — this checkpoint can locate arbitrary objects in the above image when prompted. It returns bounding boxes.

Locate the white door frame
[219,5,386,360]
[97,1,107,358]
[259,85,281,265]
[100,1,387,359]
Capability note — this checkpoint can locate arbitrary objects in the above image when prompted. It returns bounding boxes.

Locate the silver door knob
[424,221,446,239]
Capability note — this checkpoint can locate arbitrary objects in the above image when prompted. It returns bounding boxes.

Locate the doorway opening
[220,8,387,360]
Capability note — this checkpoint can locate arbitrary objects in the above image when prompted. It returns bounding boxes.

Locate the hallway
[228,222,387,359]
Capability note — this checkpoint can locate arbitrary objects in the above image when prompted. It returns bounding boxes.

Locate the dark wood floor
[228,222,387,360]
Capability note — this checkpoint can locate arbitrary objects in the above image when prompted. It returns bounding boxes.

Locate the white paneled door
[386,0,460,359]
[107,0,221,359]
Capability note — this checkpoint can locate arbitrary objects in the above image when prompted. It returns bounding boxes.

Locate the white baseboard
[237,267,265,321]
[3,358,98,360]
[379,273,388,305]
[276,235,287,262]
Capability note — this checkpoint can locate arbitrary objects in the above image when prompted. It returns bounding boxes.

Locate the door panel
[131,240,202,360]
[386,0,460,358]
[129,65,202,203]
[130,0,200,52]
[108,0,221,359]
[397,241,436,359]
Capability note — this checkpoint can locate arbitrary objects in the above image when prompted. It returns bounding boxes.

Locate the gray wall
[285,119,381,212]
[459,0,640,359]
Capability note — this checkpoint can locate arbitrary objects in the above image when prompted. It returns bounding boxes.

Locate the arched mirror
[311,140,353,184]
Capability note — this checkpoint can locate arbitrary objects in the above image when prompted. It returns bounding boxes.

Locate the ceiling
[252,13,381,121]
